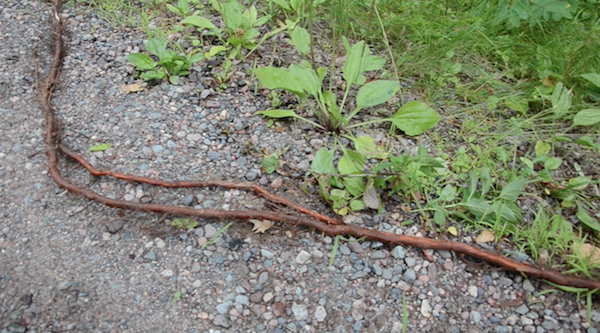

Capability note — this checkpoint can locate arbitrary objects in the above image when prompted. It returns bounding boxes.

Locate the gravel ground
[1,1,599,333]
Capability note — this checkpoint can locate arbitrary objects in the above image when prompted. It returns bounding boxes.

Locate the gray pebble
[261,249,274,259]
[107,219,125,233]
[212,314,231,328]
[391,246,406,259]
[143,251,157,261]
[370,250,386,259]
[403,268,416,282]
[515,304,529,315]
[216,301,233,314]
[182,194,195,206]
[245,170,259,181]
[292,303,308,321]
[204,224,217,238]
[470,311,481,324]
[57,281,72,291]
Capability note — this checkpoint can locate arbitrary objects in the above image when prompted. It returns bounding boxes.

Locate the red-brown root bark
[39,0,600,291]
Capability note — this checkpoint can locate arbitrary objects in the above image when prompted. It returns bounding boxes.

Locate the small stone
[420,299,432,318]
[315,305,327,322]
[235,295,249,305]
[107,219,125,233]
[182,194,195,206]
[348,241,363,253]
[204,224,217,238]
[296,250,310,264]
[213,314,231,328]
[515,304,529,315]
[250,292,264,303]
[143,251,157,261]
[216,301,233,314]
[206,100,220,108]
[523,279,535,292]
[261,249,274,259]
[161,269,174,277]
[245,171,259,181]
[541,320,555,330]
[467,285,478,297]
[200,89,212,99]
[370,250,387,259]
[155,238,166,249]
[273,302,286,317]
[270,178,283,189]
[192,280,202,288]
[5,324,26,333]
[291,303,308,321]
[391,246,406,259]
[403,268,416,283]
[263,292,274,303]
[152,145,164,153]
[58,281,72,291]
[470,311,481,324]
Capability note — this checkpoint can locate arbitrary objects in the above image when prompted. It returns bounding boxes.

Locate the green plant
[256,37,440,134]
[181,0,275,59]
[170,217,198,230]
[166,0,201,18]
[492,0,578,28]
[127,37,204,84]
[213,59,233,90]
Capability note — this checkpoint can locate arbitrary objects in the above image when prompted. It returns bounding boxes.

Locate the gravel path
[1,1,599,333]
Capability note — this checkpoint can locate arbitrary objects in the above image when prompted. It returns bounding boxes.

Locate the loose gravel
[1,1,599,333]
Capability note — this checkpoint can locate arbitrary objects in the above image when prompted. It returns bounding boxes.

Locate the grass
[70,0,600,283]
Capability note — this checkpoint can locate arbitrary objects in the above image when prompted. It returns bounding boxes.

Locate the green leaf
[350,199,366,211]
[535,140,551,156]
[338,150,365,174]
[223,0,243,31]
[166,4,181,16]
[140,69,165,81]
[343,40,365,86]
[255,67,305,97]
[171,291,181,304]
[581,73,600,89]
[499,178,526,202]
[169,75,180,85]
[551,82,571,116]
[271,0,290,10]
[127,53,156,70]
[356,80,400,110]
[188,51,205,63]
[311,148,336,174]
[256,109,298,119]
[438,185,457,202]
[288,63,321,97]
[290,26,310,55]
[88,143,113,152]
[205,45,228,59]
[480,168,491,197]
[145,37,168,58]
[182,16,220,34]
[495,202,523,223]
[505,97,528,113]
[262,154,279,174]
[343,177,365,197]
[544,157,562,170]
[434,209,446,226]
[576,204,600,233]
[391,101,441,136]
[573,109,600,126]
[466,198,493,219]
[351,136,387,159]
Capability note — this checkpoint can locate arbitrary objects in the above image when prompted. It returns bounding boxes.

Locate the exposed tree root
[39,0,600,291]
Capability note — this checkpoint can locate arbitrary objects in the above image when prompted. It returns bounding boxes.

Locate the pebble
[292,303,308,321]
[470,311,481,324]
[391,246,406,259]
[213,314,231,328]
[295,250,310,264]
[315,305,327,322]
[57,281,72,291]
[420,299,432,318]
[143,251,157,261]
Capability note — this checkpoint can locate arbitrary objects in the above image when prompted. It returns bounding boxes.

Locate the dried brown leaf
[249,219,274,234]
[121,83,147,94]
[475,230,495,243]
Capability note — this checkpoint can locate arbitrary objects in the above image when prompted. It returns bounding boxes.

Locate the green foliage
[88,143,113,152]
[166,0,202,18]
[170,217,198,230]
[256,38,440,134]
[180,0,274,59]
[492,0,578,28]
[127,37,204,84]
